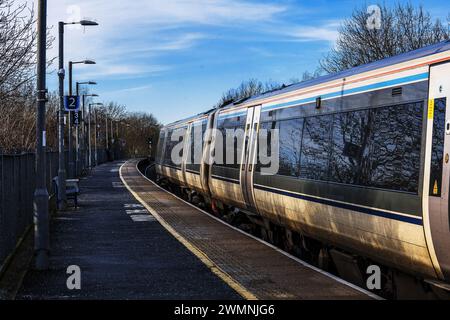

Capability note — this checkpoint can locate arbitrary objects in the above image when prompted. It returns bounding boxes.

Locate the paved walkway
[17,161,239,299]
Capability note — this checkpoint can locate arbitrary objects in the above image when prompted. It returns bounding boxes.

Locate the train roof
[242,40,450,105]
[163,108,212,129]
[164,40,450,127]
[245,40,450,103]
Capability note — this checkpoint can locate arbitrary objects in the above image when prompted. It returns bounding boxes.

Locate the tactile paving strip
[120,160,376,300]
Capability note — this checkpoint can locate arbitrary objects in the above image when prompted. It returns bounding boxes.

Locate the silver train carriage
[154,41,450,295]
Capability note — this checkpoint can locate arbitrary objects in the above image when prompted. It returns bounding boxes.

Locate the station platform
[17,161,239,299]
[15,159,379,300]
[120,159,378,300]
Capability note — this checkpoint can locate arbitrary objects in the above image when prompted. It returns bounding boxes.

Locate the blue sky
[43,0,449,124]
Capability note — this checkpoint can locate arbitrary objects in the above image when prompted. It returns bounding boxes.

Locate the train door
[240,105,261,211]
[181,123,192,185]
[155,128,167,176]
[425,62,450,282]
[201,112,216,195]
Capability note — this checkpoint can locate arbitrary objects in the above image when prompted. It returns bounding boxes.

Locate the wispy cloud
[288,25,339,42]
[108,84,153,94]
[113,33,209,59]
[39,0,342,110]
[82,0,287,27]
[44,0,288,79]
[270,20,341,43]
[146,33,208,52]
[77,64,171,79]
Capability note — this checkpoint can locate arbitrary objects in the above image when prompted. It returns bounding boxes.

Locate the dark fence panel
[0,148,113,273]
[0,155,3,264]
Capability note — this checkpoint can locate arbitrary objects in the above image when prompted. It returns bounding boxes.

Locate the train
[153,40,450,299]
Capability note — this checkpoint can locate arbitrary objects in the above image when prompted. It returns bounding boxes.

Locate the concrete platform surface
[17,161,240,300]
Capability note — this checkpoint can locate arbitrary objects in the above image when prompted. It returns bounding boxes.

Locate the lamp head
[80,20,98,26]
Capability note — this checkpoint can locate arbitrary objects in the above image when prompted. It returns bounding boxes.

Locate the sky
[36,0,450,124]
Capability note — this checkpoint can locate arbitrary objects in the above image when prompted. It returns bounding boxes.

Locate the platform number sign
[64,95,80,112]
[72,111,82,126]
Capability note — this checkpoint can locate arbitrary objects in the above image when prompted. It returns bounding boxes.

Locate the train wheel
[318,248,331,271]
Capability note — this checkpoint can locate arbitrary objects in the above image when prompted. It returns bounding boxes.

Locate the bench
[52,177,80,207]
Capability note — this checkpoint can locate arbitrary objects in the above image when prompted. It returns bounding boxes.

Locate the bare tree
[0,0,37,101]
[321,3,449,73]
[216,79,285,108]
[104,102,126,120]
[301,69,323,81]
[120,112,160,157]
[0,0,55,153]
[90,101,159,158]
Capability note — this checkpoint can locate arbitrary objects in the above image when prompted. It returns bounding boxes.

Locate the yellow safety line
[119,161,258,300]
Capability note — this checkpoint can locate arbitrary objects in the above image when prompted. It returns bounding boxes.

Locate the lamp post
[88,103,103,168]
[105,113,109,150]
[76,82,97,173]
[114,119,120,159]
[81,93,98,171]
[89,103,103,166]
[106,115,115,161]
[34,0,49,270]
[95,108,98,165]
[88,104,92,168]
[58,20,98,198]
[80,94,98,169]
[68,60,96,176]
[110,117,114,160]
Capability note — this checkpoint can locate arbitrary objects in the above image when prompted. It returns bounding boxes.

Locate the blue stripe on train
[262,72,429,112]
[211,175,422,225]
[253,184,423,225]
[211,175,239,184]
[215,74,429,119]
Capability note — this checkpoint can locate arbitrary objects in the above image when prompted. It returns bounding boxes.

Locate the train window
[330,110,370,185]
[186,125,203,172]
[257,100,424,193]
[278,118,303,177]
[214,121,225,167]
[256,121,278,172]
[300,115,333,181]
[369,102,422,192]
[215,120,245,169]
[164,127,186,168]
[156,131,166,164]
[330,102,423,192]
[202,122,207,138]
[214,127,223,166]
[223,125,245,169]
[236,125,246,169]
[163,129,173,165]
[222,114,246,127]
[430,98,446,196]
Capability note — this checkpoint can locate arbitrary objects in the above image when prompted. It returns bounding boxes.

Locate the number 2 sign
[64,95,80,111]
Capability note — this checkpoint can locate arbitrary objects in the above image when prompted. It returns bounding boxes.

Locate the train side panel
[154,43,450,284]
[208,108,248,209]
[253,187,435,277]
[249,65,437,278]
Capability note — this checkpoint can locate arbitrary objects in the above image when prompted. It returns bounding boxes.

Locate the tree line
[2,1,450,155]
[215,3,450,107]
[0,0,160,156]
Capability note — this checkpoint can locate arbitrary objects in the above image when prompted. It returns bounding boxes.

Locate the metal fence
[0,148,116,273]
